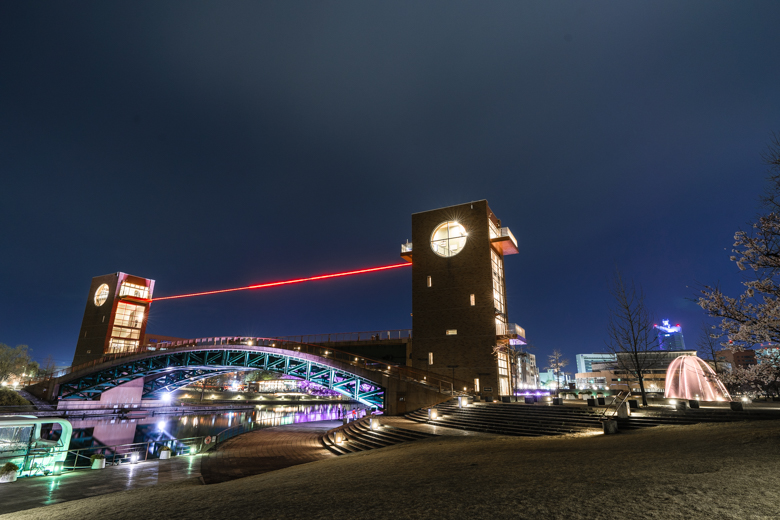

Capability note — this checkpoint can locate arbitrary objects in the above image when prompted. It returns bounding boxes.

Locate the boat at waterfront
[0,416,73,477]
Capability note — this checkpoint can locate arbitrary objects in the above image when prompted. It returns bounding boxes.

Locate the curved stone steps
[320,417,435,456]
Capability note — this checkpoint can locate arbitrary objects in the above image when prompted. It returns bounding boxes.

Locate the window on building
[499,378,510,396]
[94,284,110,306]
[497,352,509,377]
[108,338,139,354]
[474,378,480,392]
[470,294,475,306]
[119,282,149,299]
[115,302,145,328]
[490,249,506,316]
[430,221,468,257]
[111,326,140,340]
[446,329,457,335]
[428,352,434,365]
[427,276,432,287]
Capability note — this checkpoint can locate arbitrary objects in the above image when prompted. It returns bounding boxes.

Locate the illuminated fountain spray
[665,356,730,401]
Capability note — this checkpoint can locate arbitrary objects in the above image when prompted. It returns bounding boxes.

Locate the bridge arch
[29,336,466,415]
[56,344,387,408]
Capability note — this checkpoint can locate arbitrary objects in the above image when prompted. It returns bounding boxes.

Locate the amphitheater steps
[406,401,603,436]
[320,418,436,456]
[407,399,780,436]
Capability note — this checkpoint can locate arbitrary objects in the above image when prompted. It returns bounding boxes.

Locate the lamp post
[446,365,459,394]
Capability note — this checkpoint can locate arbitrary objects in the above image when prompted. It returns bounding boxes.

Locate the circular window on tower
[94,284,110,307]
[430,221,468,257]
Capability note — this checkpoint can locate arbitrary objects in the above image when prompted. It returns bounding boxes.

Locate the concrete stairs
[406,400,604,436]
[406,399,780,436]
[618,406,780,430]
[321,417,435,455]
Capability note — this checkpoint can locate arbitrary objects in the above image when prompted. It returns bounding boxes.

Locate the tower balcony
[491,227,518,255]
[400,241,413,262]
[497,322,526,342]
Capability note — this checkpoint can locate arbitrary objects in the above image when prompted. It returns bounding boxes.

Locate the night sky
[3,2,780,369]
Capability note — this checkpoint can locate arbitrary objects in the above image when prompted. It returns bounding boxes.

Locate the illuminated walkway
[0,452,202,515]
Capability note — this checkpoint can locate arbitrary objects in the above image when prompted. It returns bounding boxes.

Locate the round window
[430,221,468,257]
[94,284,110,307]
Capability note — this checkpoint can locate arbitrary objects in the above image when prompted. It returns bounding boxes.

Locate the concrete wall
[56,377,145,410]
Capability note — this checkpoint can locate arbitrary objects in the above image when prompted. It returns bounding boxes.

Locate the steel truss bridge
[37,337,464,410]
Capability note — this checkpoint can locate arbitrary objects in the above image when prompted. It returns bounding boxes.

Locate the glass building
[575,353,616,374]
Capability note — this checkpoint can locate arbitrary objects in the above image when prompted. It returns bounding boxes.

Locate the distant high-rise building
[654,320,686,350]
[576,353,616,374]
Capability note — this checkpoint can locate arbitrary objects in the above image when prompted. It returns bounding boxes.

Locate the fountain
[665,355,730,401]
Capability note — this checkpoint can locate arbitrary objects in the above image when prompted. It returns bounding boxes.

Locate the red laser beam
[147,262,412,302]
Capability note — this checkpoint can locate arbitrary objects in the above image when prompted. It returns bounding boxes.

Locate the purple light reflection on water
[66,403,355,450]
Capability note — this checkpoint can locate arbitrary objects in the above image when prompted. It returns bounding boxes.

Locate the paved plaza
[4,419,780,520]
[200,420,340,484]
[0,452,202,515]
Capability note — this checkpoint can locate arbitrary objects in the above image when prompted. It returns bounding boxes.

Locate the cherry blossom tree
[699,134,780,347]
[699,134,780,396]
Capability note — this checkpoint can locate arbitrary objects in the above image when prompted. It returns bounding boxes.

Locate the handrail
[273,329,412,343]
[599,391,632,420]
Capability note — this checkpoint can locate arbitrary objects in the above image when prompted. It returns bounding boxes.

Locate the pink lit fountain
[665,356,731,401]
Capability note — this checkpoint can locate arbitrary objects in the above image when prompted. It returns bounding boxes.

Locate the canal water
[66,402,354,450]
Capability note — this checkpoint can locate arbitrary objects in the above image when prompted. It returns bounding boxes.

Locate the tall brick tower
[401,200,524,401]
[72,272,155,367]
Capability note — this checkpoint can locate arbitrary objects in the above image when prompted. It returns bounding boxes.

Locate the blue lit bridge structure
[30,337,464,414]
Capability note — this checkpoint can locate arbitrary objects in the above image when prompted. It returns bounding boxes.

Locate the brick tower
[72,272,155,367]
[402,200,524,401]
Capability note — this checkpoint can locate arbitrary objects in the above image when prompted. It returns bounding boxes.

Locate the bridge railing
[272,329,412,344]
[28,336,473,397]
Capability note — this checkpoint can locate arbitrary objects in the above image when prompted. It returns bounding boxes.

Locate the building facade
[539,369,573,389]
[715,348,757,369]
[513,351,539,390]
[575,353,616,374]
[403,200,522,400]
[72,272,155,367]
[575,350,697,393]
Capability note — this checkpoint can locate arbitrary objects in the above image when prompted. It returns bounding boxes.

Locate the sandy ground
[4,420,780,520]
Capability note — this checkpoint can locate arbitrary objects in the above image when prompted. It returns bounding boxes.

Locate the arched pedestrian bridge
[28,337,466,415]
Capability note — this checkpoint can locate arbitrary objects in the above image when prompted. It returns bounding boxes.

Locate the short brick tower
[72,272,155,367]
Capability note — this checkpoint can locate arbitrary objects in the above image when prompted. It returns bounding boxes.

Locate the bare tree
[545,349,569,395]
[39,355,56,378]
[697,323,724,374]
[605,270,657,406]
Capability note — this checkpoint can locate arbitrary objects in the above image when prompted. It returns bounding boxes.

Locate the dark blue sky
[2,2,779,368]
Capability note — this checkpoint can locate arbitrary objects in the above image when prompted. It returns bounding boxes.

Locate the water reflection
[67,403,353,449]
